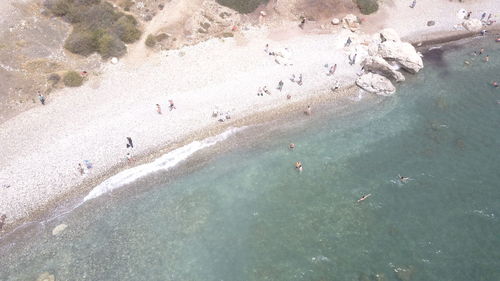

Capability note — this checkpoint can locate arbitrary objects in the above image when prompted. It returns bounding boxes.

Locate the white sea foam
[83,126,247,202]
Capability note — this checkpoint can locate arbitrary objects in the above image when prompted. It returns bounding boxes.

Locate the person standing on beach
[328,64,337,76]
[349,54,357,65]
[277,80,284,91]
[38,92,45,105]
[126,152,132,162]
[126,137,134,148]
[77,163,85,175]
[156,104,162,114]
[305,105,311,115]
[344,37,352,47]
[297,74,303,85]
[169,100,176,111]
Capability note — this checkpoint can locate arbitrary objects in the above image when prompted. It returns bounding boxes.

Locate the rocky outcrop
[362,56,405,82]
[462,19,483,32]
[378,41,423,73]
[356,73,396,96]
[342,14,360,32]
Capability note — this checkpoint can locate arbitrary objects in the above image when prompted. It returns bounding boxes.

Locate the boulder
[427,20,435,26]
[378,41,423,73]
[462,19,483,31]
[362,56,405,82]
[331,18,341,25]
[356,73,396,96]
[36,272,55,281]
[52,223,67,236]
[379,28,400,42]
[342,14,360,31]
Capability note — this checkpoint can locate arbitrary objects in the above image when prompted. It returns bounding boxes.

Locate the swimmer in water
[398,174,410,183]
[295,161,303,172]
[289,143,295,149]
[357,194,371,203]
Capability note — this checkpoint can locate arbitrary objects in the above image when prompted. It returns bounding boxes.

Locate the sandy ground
[0,0,499,233]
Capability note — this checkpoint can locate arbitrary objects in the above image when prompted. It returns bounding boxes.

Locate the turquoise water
[1,38,499,281]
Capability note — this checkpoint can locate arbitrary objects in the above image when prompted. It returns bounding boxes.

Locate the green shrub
[98,32,126,58]
[215,0,268,14]
[64,29,98,56]
[145,34,157,48]
[48,73,61,85]
[155,33,169,42]
[113,15,141,43]
[63,71,84,87]
[45,0,141,58]
[356,0,379,15]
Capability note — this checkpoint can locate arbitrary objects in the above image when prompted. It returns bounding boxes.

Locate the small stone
[52,223,67,236]
[427,20,435,26]
[36,272,55,281]
[110,57,118,64]
[260,11,267,17]
[331,18,340,25]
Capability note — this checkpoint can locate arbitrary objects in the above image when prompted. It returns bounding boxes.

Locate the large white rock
[362,56,405,82]
[462,19,483,32]
[379,28,401,42]
[378,41,423,73]
[356,73,396,96]
[331,18,340,25]
[342,14,360,31]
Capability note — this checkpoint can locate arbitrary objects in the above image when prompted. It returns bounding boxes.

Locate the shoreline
[0,84,361,236]
[1,0,499,236]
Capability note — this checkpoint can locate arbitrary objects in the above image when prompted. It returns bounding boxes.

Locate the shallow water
[1,38,499,281]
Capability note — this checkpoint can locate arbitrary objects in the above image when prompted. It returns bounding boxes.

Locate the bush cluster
[145,34,157,48]
[356,0,379,15]
[63,71,84,87]
[45,0,141,58]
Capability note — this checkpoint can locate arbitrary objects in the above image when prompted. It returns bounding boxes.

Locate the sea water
[1,38,499,281]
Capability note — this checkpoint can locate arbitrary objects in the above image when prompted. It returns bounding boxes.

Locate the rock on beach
[52,223,68,236]
[356,73,396,96]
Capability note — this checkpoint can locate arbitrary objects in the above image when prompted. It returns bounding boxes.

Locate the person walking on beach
[126,137,134,148]
[344,37,352,47]
[349,53,357,65]
[38,92,45,105]
[77,163,85,175]
[299,17,306,29]
[277,80,284,91]
[156,104,162,114]
[126,152,132,162]
[169,100,176,111]
[297,74,303,86]
[409,0,416,8]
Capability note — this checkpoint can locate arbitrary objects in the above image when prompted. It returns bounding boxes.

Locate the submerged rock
[378,41,423,73]
[362,56,405,82]
[52,223,67,236]
[356,73,396,96]
[394,265,415,281]
[36,272,55,281]
[462,19,483,32]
